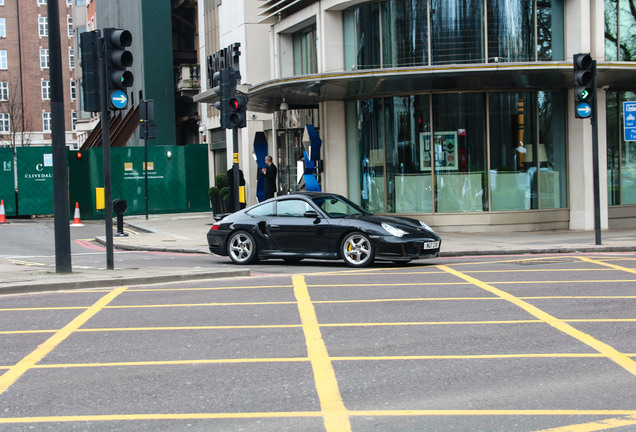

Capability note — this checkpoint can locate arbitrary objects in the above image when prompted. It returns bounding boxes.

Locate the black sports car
[206,192,441,267]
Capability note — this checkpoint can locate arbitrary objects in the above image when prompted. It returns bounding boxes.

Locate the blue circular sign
[576,102,592,118]
[110,90,128,109]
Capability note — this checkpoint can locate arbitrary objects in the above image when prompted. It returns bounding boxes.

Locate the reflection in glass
[358,99,385,212]
[487,0,534,62]
[433,93,487,212]
[538,91,567,209]
[385,95,433,213]
[430,0,484,64]
[382,0,428,67]
[489,92,538,210]
[606,92,621,205]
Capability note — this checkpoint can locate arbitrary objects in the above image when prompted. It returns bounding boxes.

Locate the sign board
[624,101,636,141]
[576,102,592,118]
[110,90,128,109]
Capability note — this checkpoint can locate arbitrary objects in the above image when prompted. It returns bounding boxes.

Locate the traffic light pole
[48,0,72,274]
[591,60,601,245]
[98,35,115,269]
[233,127,240,212]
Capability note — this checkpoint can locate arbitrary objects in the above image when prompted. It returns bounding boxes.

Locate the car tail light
[210,224,220,231]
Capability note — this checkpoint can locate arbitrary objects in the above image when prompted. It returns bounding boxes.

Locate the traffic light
[573,53,595,119]
[104,28,133,110]
[228,95,247,128]
[79,31,101,112]
[213,68,236,129]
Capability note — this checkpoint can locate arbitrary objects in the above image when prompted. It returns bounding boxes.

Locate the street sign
[576,102,592,118]
[624,101,636,141]
[110,90,128,109]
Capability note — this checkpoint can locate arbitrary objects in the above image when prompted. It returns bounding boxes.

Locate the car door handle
[269,224,280,229]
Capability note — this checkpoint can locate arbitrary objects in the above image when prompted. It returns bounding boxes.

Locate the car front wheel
[227,231,258,264]
[341,232,374,267]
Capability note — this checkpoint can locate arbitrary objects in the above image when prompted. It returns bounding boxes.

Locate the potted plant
[208,186,221,215]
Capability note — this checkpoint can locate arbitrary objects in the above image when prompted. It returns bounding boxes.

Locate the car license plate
[423,241,439,250]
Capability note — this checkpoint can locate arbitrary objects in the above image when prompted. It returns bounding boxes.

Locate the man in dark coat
[259,155,277,199]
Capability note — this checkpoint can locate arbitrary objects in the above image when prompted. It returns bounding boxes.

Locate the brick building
[0,0,77,149]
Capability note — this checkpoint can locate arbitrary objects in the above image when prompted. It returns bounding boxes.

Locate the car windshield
[311,195,369,218]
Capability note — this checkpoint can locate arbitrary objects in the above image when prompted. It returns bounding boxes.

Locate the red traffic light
[229,98,240,109]
[76,152,82,161]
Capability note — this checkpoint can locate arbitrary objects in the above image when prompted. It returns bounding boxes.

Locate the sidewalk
[1,211,635,294]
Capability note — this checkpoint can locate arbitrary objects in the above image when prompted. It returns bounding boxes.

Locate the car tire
[341,232,374,267]
[227,231,258,264]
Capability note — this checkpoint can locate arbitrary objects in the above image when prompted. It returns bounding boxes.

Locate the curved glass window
[605,0,636,61]
[431,0,485,64]
[347,90,568,214]
[344,0,564,69]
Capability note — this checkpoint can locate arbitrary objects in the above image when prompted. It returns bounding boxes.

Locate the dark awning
[194,62,636,114]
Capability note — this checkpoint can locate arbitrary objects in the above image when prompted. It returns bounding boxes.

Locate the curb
[1,269,250,295]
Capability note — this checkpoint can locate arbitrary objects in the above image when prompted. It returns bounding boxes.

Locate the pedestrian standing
[259,155,277,199]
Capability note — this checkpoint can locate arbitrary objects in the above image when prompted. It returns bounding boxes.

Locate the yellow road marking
[8,259,46,267]
[292,275,351,432]
[531,414,636,431]
[0,287,127,395]
[579,256,636,274]
[438,265,636,376]
[1,410,636,425]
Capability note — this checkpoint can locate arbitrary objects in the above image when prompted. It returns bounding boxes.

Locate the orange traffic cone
[0,199,7,224]
[70,202,84,226]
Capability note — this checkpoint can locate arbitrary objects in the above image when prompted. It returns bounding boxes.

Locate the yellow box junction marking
[292,275,351,432]
[531,414,636,431]
[0,287,127,395]
[437,265,636,377]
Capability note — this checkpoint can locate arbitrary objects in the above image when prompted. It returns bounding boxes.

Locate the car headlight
[420,220,435,233]
[382,223,407,237]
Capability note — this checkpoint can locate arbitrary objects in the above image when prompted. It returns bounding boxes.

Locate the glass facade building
[198,0,636,232]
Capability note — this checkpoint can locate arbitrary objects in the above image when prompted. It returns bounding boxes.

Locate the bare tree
[0,76,32,150]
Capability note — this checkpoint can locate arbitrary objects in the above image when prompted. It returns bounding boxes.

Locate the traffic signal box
[79,31,101,112]
[213,68,247,129]
[573,53,595,119]
[104,28,134,110]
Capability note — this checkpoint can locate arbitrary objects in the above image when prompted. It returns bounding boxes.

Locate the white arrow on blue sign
[110,90,128,109]
[576,102,592,118]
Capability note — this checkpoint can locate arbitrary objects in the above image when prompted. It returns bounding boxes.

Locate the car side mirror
[304,210,319,219]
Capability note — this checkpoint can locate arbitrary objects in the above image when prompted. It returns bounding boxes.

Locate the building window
[68,47,74,68]
[607,91,636,205]
[70,79,76,100]
[348,90,568,214]
[0,18,6,38]
[605,0,636,60]
[38,0,47,5]
[0,1,5,6]
[67,15,73,37]
[71,111,77,130]
[0,113,10,133]
[42,112,51,132]
[292,24,317,75]
[39,16,48,37]
[40,48,49,68]
[343,0,565,70]
[0,81,8,101]
[41,80,50,100]
[0,50,7,69]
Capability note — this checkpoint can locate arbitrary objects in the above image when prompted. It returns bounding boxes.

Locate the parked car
[207,192,441,267]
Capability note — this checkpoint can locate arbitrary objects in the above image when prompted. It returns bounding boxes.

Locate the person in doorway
[259,155,277,199]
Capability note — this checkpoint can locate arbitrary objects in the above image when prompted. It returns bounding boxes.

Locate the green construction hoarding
[68,144,209,219]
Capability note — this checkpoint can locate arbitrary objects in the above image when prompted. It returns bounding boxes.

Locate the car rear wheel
[341,232,374,267]
[227,231,258,264]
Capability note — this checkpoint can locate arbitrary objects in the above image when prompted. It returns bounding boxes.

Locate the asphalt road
[1,253,635,431]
